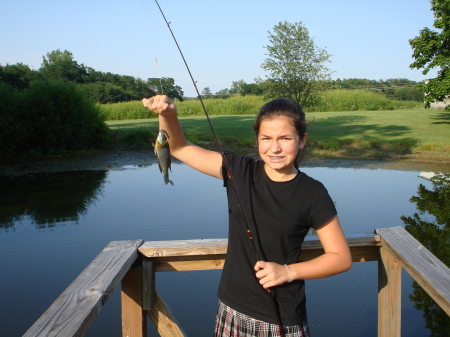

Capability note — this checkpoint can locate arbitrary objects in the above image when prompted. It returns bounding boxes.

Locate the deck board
[23,240,144,337]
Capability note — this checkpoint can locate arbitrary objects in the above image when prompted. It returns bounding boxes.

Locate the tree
[214,88,231,99]
[201,87,212,98]
[147,77,184,101]
[410,0,450,110]
[40,49,88,83]
[261,21,332,105]
[402,173,450,336]
[0,63,38,90]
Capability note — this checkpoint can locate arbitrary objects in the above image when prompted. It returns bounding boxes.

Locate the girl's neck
[263,163,298,182]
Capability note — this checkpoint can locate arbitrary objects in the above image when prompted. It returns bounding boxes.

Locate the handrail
[376,226,450,337]
[22,229,450,337]
[23,240,144,337]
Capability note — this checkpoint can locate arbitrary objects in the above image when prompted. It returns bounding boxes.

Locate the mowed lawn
[106,109,450,153]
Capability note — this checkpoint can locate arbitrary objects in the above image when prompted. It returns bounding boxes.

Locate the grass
[106,109,450,161]
[99,91,422,121]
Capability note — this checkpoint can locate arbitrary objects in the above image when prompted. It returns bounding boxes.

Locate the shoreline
[1,148,448,177]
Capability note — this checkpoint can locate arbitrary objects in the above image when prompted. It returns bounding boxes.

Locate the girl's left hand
[254,261,292,289]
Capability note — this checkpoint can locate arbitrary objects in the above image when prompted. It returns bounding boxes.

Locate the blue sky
[0,0,438,97]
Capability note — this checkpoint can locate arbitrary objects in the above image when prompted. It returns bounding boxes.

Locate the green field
[106,109,450,160]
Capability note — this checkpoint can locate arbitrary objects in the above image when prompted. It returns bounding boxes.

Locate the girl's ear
[299,132,308,149]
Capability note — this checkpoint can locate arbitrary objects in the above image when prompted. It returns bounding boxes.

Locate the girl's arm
[255,216,352,288]
[143,95,223,179]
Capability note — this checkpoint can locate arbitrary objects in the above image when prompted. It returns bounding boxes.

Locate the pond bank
[1,148,448,177]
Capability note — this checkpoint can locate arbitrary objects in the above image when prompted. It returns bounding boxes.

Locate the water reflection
[402,172,450,336]
[0,171,107,230]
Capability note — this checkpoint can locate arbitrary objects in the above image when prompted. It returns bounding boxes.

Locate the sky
[0,0,439,97]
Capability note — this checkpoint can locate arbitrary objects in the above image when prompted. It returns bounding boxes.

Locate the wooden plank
[300,245,379,263]
[155,255,227,272]
[147,289,187,337]
[378,245,401,337]
[376,226,450,316]
[121,263,147,337]
[23,240,144,337]
[139,236,380,258]
[141,236,380,272]
[302,234,380,249]
[139,238,228,257]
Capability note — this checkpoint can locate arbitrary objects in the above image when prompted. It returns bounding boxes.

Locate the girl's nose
[270,141,281,153]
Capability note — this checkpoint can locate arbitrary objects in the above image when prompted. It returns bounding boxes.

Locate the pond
[0,161,447,337]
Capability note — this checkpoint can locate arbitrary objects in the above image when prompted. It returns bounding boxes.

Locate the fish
[153,129,174,186]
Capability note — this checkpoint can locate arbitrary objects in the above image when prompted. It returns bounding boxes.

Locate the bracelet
[284,264,295,283]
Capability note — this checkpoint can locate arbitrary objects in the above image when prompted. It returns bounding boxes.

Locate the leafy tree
[214,88,231,99]
[410,0,450,110]
[78,82,136,104]
[229,80,246,94]
[147,77,184,101]
[22,80,108,154]
[402,173,450,337]
[0,83,27,157]
[228,80,264,96]
[201,86,213,98]
[0,63,38,90]
[261,21,332,105]
[40,49,89,83]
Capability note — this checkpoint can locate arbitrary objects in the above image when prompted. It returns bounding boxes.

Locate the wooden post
[143,258,156,311]
[122,263,147,337]
[377,226,450,316]
[378,244,401,337]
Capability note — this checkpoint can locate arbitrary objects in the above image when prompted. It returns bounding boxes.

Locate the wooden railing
[23,227,450,337]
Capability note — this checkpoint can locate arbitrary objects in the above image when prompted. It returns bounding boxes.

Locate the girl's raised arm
[142,95,223,179]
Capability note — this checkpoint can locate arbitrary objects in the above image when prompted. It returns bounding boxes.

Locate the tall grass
[98,95,266,120]
[99,91,423,121]
[308,90,422,112]
[177,95,266,116]
[98,101,153,120]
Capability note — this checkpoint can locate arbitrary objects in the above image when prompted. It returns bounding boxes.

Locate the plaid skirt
[214,301,310,337]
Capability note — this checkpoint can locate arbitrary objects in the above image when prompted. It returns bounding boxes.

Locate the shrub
[24,80,109,154]
[0,83,27,157]
[0,79,109,158]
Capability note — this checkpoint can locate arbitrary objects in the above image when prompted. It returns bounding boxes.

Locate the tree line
[1,48,423,106]
[0,49,184,104]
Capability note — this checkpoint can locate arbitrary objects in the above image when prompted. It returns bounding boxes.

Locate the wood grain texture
[139,238,228,257]
[23,240,144,337]
[121,264,147,337]
[147,289,187,337]
[376,226,450,316]
[378,245,401,337]
[140,236,381,271]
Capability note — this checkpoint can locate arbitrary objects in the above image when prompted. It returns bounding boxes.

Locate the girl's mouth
[269,156,284,161]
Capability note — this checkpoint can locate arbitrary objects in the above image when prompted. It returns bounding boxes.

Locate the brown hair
[252,98,307,168]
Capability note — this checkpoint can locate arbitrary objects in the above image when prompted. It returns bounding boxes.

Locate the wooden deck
[23,227,450,337]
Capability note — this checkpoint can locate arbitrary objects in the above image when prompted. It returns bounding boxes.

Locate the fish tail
[164,175,174,186]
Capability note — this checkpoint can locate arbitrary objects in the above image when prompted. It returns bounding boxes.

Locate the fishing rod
[152,0,286,334]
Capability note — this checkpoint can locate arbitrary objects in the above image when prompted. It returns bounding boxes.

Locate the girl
[142,95,352,337]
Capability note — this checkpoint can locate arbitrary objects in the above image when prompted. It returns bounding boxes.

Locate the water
[0,162,441,336]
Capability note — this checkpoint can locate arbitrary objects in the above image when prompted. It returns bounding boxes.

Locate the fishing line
[155,57,164,94]
[153,0,285,334]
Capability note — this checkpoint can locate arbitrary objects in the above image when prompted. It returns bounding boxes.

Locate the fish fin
[164,176,174,186]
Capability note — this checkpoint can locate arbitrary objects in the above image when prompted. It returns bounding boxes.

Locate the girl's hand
[142,95,177,116]
[254,261,293,289]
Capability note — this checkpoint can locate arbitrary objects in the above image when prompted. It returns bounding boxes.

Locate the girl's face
[258,115,307,180]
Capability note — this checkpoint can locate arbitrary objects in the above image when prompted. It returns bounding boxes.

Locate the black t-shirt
[217,154,337,325]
